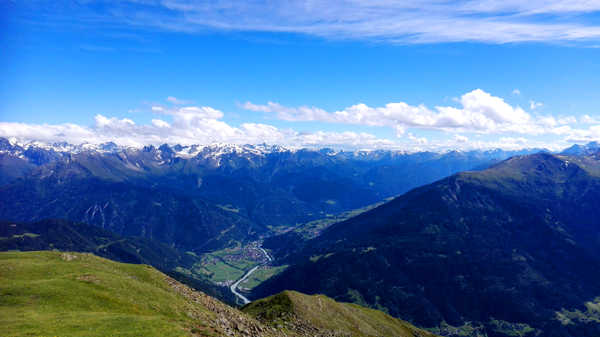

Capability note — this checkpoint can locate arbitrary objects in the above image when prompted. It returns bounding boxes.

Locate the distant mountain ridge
[0,137,545,253]
[560,141,600,156]
[0,136,550,157]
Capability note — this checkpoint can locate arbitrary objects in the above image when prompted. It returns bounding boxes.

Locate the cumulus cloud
[95,115,135,128]
[244,89,573,135]
[151,119,170,128]
[512,89,521,95]
[166,96,190,105]
[529,100,543,110]
[0,104,396,150]
[454,135,469,143]
[408,133,428,145]
[581,115,600,124]
[2,89,599,151]
[241,88,600,150]
[32,1,600,44]
[0,122,95,145]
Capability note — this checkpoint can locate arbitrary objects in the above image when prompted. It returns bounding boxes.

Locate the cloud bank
[2,90,599,151]
[0,101,394,150]
[243,89,586,138]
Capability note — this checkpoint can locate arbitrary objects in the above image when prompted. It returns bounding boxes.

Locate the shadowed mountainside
[254,152,600,337]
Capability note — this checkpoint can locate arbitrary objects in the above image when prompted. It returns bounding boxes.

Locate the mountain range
[3,138,600,336]
[0,137,540,252]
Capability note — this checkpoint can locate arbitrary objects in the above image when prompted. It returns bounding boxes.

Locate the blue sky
[2,1,600,151]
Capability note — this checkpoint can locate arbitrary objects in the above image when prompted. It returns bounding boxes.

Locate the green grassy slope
[0,251,439,337]
[0,219,236,305]
[0,251,203,336]
[0,251,277,337]
[243,290,438,337]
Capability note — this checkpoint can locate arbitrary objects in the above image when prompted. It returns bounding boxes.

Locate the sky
[2,1,600,151]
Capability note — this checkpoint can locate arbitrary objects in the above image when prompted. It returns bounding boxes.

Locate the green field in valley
[238,265,288,290]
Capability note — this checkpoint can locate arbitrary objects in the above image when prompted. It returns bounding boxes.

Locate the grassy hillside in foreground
[0,219,236,305]
[243,290,438,337]
[0,251,438,337]
[0,251,275,337]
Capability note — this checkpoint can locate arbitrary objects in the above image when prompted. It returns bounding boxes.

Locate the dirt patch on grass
[76,274,100,284]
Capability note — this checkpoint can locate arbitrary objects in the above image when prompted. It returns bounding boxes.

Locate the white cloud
[408,133,428,145]
[0,122,95,145]
[529,100,543,110]
[294,131,395,149]
[499,137,528,145]
[95,115,135,128]
[242,89,600,149]
[419,135,568,152]
[454,135,469,143]
[0,104,396,150]
[581,114,600,124]
[169,106,225,121]
[166,96,190,105]
[245,89,559,135]
[151,119,170,128]
[558,116,577,125]
[512,89,521,95]
[43,1,600,44]
[1,90,598,151]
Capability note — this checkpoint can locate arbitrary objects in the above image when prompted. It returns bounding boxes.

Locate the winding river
[230,244,272,305]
